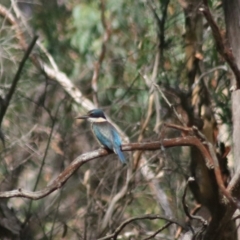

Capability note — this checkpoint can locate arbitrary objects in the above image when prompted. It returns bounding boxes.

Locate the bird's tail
[115,147,127,164]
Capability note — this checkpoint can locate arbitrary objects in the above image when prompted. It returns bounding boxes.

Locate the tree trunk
[223,1,240,239]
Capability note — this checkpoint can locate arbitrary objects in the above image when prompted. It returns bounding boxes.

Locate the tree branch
[182,177,208,227]
[0,132,232,200]
[199,3,240,89]
[0,35,38,129]
[97,214,185,240]
[100,167,131,231]
[166,123,240,208]
[144,222,172,240]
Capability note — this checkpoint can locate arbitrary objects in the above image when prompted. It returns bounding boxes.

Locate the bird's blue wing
[92,122,114,149]
[92,122,126,164]
[111,127,126,164]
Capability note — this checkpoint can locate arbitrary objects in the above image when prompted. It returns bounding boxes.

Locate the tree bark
[222,1,240,239]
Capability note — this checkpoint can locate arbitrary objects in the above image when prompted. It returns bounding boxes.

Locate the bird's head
[76,109,107,122]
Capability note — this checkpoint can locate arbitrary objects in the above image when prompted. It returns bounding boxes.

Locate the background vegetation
[0,0,239,239]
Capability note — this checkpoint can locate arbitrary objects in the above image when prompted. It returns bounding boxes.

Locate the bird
[76,109,126,164]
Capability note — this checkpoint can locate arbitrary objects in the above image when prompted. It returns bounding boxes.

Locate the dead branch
[97,214,185,240]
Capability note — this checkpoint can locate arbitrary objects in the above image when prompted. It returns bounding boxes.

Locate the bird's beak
[75,115,89,120]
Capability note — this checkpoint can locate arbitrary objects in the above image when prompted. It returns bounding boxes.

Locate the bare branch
[97,214,185,240]
[0,149,106,199]
[199,3,240,89]
[182,177,208,227]
[101,167,132,231]
[166,123,240,208]
[0,35,38,126]
[0,35,37,148]
[0,137,200,199]
[144,222,172,240]
[0,133,231,200]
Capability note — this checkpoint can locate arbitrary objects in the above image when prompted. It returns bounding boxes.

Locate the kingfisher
[76,109,126,164]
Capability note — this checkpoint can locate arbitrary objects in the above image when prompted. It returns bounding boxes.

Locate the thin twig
[100,167,132,232]
[192,65,228,90]
[0,35,38,126]
[144,222,172,240]
[200,3,240,89]
[0,4,95,111]
[91,0,111,106]
[24,100,62,226]
[133,91,154,170]
[182,177,208,227]
[147,0,169,132]
[152,82,185,126]
[140,72,184,128]
[97,214,185,240]
[147,0,170,67]
[165,123,240,208]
